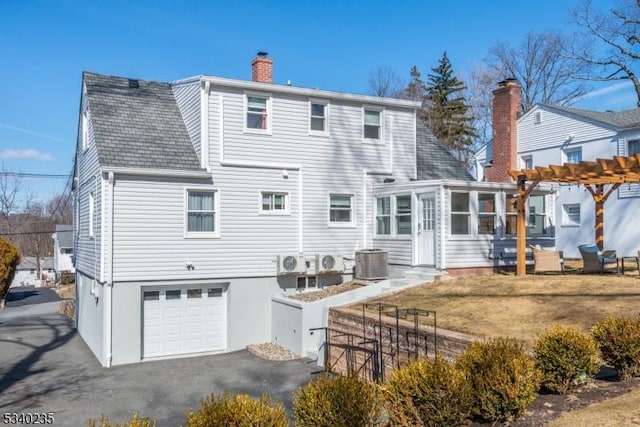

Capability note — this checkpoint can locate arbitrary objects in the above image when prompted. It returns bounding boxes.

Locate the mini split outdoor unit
[277,254,306,275]
[315,253,343,274]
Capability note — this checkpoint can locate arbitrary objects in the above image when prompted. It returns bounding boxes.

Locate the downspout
[105,171,114,367]
[215,92,304,252]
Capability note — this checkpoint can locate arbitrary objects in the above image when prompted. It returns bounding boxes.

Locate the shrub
[87,412,156,427]
[293,374,380,427]
[534,325,600,394]
[0,236,20,308]
[59,299,75,320]
[60,271,75,285]
[382,356,471,426]
[456,338,541,423]
[591,315,640,380]
[184,392,287,427]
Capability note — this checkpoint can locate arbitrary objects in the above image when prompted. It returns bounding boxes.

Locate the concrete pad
[0,303,318,426]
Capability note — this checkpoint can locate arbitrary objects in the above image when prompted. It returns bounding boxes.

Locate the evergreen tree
[403,66,428,122]
[425,52,477,166]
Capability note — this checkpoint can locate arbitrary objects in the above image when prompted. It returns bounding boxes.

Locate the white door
[143,286,226,358]
[417,193,436,265]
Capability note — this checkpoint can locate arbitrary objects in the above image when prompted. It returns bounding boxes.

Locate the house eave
[183,75,422,109]
[101,166,211,179]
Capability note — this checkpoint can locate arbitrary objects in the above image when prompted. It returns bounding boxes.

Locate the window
[208,288,223,297]
[329,194,354,225]
[396,195,412,235]
[310,101,328,134]
[364,108,382,140]
[565,148,582,164]
[186,190,217,235]
[82,110,89,151]
[534,111,541,124]
[521,155,533,169]
[505,195,518,235]
[477,193,496,235]
[528,195,546,235]
[563,204,581,226]
[246,94,270,131]
[143,291,159,301]
[628,139,640,156]
[376,196,391,235]
[296,276,317,291]
[187,289,202,299]
[261,192,288,214]
[450,192,470,235]
[89,192,95,238]
[166,290,181,300]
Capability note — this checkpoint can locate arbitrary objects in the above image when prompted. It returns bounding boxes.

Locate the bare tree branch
[366,66,406,98]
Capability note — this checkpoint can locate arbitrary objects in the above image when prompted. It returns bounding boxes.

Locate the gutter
[101,166,211,179]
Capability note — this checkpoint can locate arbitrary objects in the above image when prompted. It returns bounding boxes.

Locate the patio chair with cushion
[530,245,564,274]
[578,244,619,274]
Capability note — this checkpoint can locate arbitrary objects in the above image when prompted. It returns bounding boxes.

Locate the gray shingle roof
[54,224,73,248]
[416,120,474,181]
[543,104,640,129]
[83,72,203,171]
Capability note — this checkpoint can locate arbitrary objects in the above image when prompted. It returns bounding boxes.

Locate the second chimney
[252,52,273,84]
[486,78,522,183]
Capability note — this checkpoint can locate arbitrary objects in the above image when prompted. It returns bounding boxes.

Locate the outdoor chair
[530,245,564,274]
[578,244,619,274]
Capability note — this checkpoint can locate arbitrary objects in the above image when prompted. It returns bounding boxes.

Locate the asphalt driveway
[0,302,319,426]
[5,286,60,307]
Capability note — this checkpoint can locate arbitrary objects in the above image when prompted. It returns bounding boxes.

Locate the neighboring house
[73,55,554,367]
[52,224,74,279]
[11,256,54,288]
[478,79,640,258]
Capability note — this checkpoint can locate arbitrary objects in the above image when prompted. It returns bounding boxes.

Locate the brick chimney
[485,78,522,183]
[251,51,273,84]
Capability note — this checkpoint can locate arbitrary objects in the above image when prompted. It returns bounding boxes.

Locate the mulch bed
[473,370,640,426]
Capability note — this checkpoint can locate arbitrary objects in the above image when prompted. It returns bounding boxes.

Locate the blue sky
[0,0,635,201]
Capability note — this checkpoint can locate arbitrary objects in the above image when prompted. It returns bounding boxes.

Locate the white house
[73,55,554,367]
[11,256,54,288]
[52,224,74,278]
[478,79,640,258]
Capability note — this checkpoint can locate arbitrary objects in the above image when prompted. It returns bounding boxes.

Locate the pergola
[509,154,640,276]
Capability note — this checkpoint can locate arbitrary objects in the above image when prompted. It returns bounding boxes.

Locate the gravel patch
[247,342,301,361]
[287,281,364,302]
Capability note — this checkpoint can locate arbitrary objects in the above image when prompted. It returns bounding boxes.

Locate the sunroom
[371,180,556,275]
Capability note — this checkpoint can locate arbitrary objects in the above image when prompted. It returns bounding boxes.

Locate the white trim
[308,98,329,136]
[243,91,272,135]
[89,191,95,238]
[259,191,291,215]
[328,192,356,228]
[200,81,211,170]
[186,75,421,109]
[82,109,89,152]
[183,187,220,239]
[561,203,581,227]
[101,166,211,179]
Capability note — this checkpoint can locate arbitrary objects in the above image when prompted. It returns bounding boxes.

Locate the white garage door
[142,286,226,358]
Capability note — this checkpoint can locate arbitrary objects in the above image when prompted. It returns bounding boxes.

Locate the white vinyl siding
[89,192,95,237]
[172,81,202,158]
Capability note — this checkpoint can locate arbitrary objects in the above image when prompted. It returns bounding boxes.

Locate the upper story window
[88,191,95,238]
[521,155,533,169]
[260,192,289,215]
[628,139,640,156]
[565,148,582,164]
[329,194,354,226]
[562,203,581,226]
[245,94,271,132]
[477,193,496,235]
[533,111,541,124]
[186,190,218,237]
[450,192,470,235]
[309,100,328,135]
[395,195,412,235]
[82,110,89,151]
[363,108,382,141]
[376,196,391,235]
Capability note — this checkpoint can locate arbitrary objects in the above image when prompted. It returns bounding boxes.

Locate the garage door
[142,286,226,358]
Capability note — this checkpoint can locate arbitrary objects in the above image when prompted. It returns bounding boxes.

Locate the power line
[0,172,69,179]
[0,230,56,236]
